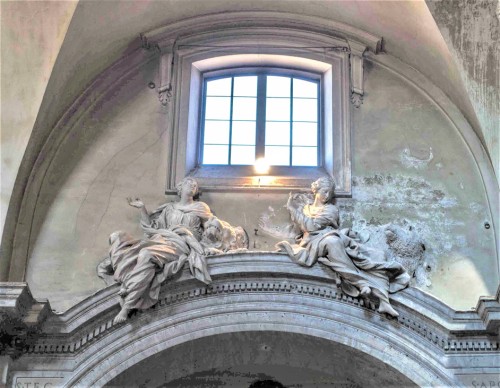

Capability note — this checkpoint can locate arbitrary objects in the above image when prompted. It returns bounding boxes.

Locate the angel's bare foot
[118,286,128,297]
[360,286,371,296]
[378,301,399,318]
[113,308,130,325]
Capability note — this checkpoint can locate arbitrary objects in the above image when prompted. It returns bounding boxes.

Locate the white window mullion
[255,75,267,160]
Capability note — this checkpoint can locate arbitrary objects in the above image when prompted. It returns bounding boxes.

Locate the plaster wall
[25,57,498,313]
[0,1,77,244]
[428,0,500,179]
[2,0,492,258]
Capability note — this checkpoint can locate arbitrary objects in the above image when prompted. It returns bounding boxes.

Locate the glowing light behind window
[202,74,318,167]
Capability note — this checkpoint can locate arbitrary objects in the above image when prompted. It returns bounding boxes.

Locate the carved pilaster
[350,52,364,108]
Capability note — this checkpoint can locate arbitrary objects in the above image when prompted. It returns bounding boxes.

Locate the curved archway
[6,254,496,386]
[106,331,419,387]
[61,269,455,387]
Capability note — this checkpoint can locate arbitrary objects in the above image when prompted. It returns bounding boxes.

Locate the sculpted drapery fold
[99,178,246,324]
[99,176,409,323]
[277,177,410,317]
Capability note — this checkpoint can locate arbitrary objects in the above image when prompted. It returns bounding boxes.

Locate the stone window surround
[186,55,345,194]
[199,67,322,168]
[145,20,375,197]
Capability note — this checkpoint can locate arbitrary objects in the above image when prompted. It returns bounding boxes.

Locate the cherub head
[202,216,248,251]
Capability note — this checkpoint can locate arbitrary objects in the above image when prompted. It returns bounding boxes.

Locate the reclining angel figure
[277,176,410,317]
[98,177,247,324]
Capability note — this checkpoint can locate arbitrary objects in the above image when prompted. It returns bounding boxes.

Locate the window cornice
[141,11,382,54]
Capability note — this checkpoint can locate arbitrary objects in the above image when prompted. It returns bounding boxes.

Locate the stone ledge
[1,253,499,358]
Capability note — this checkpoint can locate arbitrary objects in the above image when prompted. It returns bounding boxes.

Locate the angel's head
[311,176,335,203]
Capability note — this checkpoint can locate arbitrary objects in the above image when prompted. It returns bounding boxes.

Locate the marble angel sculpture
[98,177,247,324]
[277,176,410,317]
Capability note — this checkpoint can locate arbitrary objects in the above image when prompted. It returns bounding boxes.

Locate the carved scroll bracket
[350,51,365,108]
[158,51,174,106]
[143,36,176,106]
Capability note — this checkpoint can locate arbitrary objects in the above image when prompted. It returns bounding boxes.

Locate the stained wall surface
[428,0,500,179]
[0,1,77,244]
[25,56,498,312]
[2,0,492,263]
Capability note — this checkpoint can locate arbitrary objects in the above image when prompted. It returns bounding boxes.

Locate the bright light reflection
[254,158,270,174]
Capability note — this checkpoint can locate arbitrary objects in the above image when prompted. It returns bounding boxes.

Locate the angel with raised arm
[99,177,246,324]
[277,176,410,317]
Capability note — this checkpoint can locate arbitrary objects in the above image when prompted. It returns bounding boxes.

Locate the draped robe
[104,201,214,311]
[277,201,410,304]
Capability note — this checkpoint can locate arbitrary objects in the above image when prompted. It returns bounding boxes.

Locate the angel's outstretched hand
[127,197,145,209]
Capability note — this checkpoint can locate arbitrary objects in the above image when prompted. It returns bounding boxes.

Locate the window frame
[165,50,352,196]
[199,67,322,168]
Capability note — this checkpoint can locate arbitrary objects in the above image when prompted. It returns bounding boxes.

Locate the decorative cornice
[476,286,500,334]
[141,12,383,54]
[2,254,499,358]
[16,279,499,357]
[0,283,52,357]
[4,254,499,387]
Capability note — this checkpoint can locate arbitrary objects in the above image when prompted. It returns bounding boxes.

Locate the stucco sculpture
[277,177,410,317]
[384,224,431,287]
[201,216,249,253]
[98,177,247,324]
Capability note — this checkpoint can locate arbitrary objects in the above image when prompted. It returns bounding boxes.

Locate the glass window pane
[205,97,231,120]
[266,98,290,121]
[267,76,291,97]
[293,122,318,147]
[203,120,230,144]
[265,146,290,166]
[233,97,257,121]
[232,121,256,145]
[265,122,290,146]
[233,76,257,97]
[292,146,318,166]
[203,145,229,164]
[293,98,317,122]
[206,78,232,96]
[230,145,255,165]
[293,79,318,98]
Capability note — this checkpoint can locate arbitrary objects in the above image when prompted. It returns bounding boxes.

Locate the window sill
[166,165,349,197]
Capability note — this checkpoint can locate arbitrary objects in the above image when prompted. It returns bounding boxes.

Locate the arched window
[201,71,320,167]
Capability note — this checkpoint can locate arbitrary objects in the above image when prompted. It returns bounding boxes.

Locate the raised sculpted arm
[286,193,317,231]
[127,197,151,226]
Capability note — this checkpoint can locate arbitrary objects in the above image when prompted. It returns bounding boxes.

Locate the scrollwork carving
[158,84,172,105]
[351,92,363,108]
